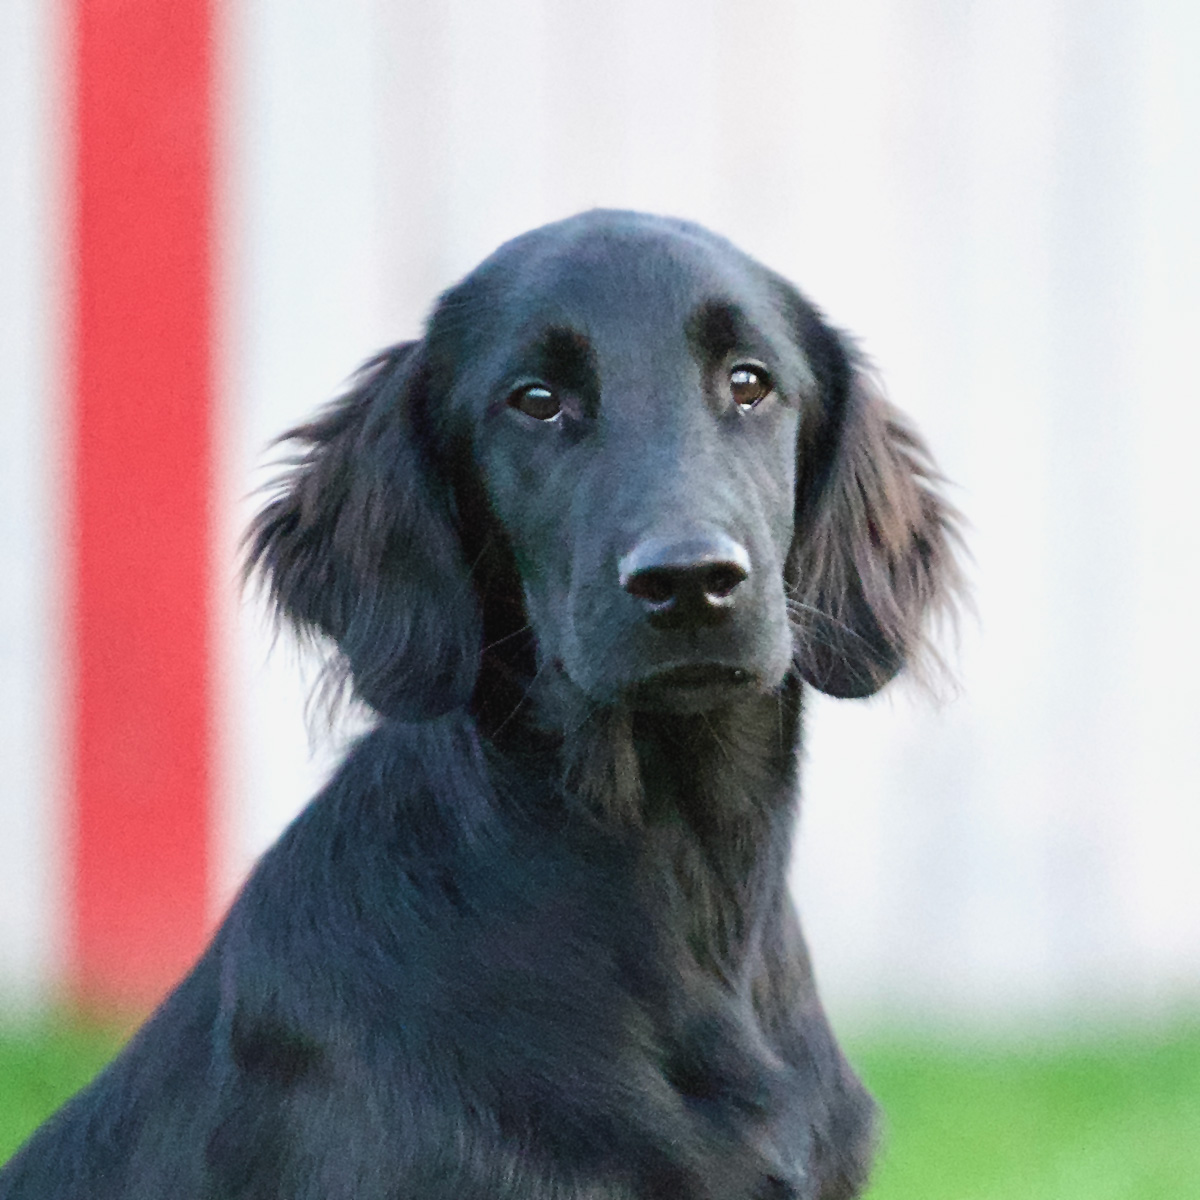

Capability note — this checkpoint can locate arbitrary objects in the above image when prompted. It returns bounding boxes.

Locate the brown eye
[509,384,562,422]
[730,364,772,409]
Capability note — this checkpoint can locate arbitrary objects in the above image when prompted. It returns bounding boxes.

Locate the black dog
[1,211,961,1199]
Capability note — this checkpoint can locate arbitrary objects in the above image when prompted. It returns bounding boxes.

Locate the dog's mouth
[627,663,759,712]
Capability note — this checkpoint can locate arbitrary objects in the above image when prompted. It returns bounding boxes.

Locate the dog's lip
[633,663,757,692]
[623,662,760,713]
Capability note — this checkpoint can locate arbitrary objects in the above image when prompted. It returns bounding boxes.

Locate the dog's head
[248,211,961,722]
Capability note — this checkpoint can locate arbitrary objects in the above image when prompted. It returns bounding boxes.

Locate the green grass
[2,1019,1198,1195]
[853,1025,1200,1200]
[0,1020,126,1162]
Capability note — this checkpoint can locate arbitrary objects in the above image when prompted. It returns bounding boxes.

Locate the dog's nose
[618,533,751,627]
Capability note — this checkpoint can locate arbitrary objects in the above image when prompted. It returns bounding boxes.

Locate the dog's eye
[509,384,562,422]
[730,365,772,409]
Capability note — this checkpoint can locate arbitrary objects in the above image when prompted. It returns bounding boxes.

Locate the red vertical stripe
[67,0,215,1010]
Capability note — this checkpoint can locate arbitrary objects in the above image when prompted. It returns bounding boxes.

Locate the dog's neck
[482,669,805,980]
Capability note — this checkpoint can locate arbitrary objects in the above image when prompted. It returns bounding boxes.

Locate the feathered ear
[789,341,964,699]
[245,342,480,719]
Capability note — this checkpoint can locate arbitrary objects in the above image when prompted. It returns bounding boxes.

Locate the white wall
[0,0,66,1009]
[3,0,1197,1022]
[225,0,1200,1022]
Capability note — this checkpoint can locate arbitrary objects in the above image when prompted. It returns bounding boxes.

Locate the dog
[1,210,961,1199]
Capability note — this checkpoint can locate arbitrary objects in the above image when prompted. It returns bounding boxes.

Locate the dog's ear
[788,330,963,699]
[246,342,479,719]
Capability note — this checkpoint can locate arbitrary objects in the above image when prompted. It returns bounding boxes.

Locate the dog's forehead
[493,221,772,338]
[427,216,820,417]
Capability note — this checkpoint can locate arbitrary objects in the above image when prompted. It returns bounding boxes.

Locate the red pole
[67,0,215,1011]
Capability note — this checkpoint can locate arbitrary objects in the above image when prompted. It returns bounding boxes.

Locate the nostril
[624,568,677,607]
[701,562,748,601]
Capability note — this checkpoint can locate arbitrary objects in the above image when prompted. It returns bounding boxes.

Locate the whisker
[480,623,533,655]
[785,598,876,647]
[489,652,556,740]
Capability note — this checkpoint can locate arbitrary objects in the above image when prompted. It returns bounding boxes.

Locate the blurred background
[2,0,1198,1193]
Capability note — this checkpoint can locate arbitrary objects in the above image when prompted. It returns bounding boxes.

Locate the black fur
[1,211,962,1199]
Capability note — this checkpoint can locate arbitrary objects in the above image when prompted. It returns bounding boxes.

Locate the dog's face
[433,216,810,710]
[249,211,959,722]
